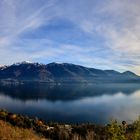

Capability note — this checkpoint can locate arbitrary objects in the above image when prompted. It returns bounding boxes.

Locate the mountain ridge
[0,62,139,83]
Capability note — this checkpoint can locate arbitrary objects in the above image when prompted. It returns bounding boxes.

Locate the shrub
[107,120,127,140]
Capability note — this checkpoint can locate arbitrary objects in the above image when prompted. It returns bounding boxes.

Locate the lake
[0,83,140,124]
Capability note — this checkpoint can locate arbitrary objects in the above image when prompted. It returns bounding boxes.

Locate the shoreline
[0,109,139,140]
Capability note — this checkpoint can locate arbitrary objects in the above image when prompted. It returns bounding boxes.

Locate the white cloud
[57,0,140,74]
[1,0,140,74]
[0,0,57,47]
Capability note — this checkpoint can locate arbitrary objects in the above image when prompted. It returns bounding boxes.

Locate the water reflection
[0,83,140,124]
[0,83,140,101]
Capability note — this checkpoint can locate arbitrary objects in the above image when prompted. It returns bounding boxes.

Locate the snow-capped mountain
[0,62,139,83]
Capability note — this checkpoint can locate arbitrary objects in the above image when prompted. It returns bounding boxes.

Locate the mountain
[0,61,139,83]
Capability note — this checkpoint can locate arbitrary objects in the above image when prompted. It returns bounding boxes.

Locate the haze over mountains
[0,61,139,83]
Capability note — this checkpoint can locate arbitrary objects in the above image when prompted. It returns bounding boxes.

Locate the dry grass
[0,120,47,140]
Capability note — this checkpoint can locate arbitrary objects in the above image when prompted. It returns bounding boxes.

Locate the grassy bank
[0,109,140,140]
[0,120,46,140]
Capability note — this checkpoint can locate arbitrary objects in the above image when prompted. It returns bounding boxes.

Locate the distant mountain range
[0,61,139,83]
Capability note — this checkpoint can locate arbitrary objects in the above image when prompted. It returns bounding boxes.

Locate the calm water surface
[0,83,140,124]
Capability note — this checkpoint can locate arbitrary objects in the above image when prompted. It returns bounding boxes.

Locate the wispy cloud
[0,0,57,46]
[1,0,140,74]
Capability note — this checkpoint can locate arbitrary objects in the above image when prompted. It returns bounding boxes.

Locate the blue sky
[0,0,140,74]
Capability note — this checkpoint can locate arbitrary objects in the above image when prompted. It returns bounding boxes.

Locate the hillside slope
[0,61,139,83]
[0,120,46,140]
